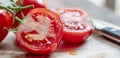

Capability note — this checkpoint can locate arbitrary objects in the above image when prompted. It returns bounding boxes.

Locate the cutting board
[0,19,120,58]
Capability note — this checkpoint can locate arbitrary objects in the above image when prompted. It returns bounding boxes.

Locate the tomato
[56,7,93,44]
[16,8,63,54]
[0,9,13,42]
[0,10,13,28]
[10,0,47,29]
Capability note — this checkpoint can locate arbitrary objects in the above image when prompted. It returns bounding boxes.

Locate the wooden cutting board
[0,19,120,58]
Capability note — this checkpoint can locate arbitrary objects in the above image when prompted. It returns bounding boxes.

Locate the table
[0,0,120,58]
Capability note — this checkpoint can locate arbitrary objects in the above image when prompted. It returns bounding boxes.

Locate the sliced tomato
[56,7,93,44]
[10,0,47,29]
[16,8,63,54]
[0,9,13,42]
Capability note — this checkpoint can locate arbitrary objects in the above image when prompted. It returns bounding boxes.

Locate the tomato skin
[0,10,13,28]
[56,7,93,44]
[10,0,47,29]
[0,28,8,42]
[0,10,13,42]
[16,8,63,54]
[63,28,92,44]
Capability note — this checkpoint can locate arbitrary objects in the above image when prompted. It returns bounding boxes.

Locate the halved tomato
[16,8,63,54]
[56,7,93,44]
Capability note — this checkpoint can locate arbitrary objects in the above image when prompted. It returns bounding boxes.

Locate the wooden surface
[0,19,120,58]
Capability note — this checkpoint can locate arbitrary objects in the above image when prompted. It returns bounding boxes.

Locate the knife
[92,19,120,45]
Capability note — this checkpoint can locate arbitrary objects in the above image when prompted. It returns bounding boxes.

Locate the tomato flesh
[56,8,92,44]
[16,8,63,54]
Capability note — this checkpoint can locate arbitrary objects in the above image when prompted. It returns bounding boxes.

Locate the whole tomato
[16,8,63,54]
[11,0,47,29]
[56,7,93,44]
[0,9,13,42]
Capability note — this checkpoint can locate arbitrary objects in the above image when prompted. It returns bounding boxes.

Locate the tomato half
[10,0,47,29]
[56,7,93,44]
[16,8,63,54]
[0,9,13,42]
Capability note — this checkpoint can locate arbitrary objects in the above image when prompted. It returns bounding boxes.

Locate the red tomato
[16,8,63,54]
[0,9,13,42]
[10,0,47,29]
[56,7,93,44]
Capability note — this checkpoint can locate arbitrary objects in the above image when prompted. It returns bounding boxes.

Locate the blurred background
[46,0,120,16]
[0,0,119,16]
[0,0,120,26]
[89,0,120,16]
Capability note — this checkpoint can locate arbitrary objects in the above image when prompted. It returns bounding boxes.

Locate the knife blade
[92,20,120,45]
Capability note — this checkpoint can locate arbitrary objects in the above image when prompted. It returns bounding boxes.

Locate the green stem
[0,5,13,13]
[19,0,23,6]
[21,5,34,9]
[15,17,23,24]
[10,0,14,2]
[10,0,17,7]
[21,11,26,24]
[21,18,26,24]
[15,17,26,24]
[21,11,25,19]
[9,5,34,11]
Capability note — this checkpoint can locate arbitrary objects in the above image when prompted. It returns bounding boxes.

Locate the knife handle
[101,27,120,43]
